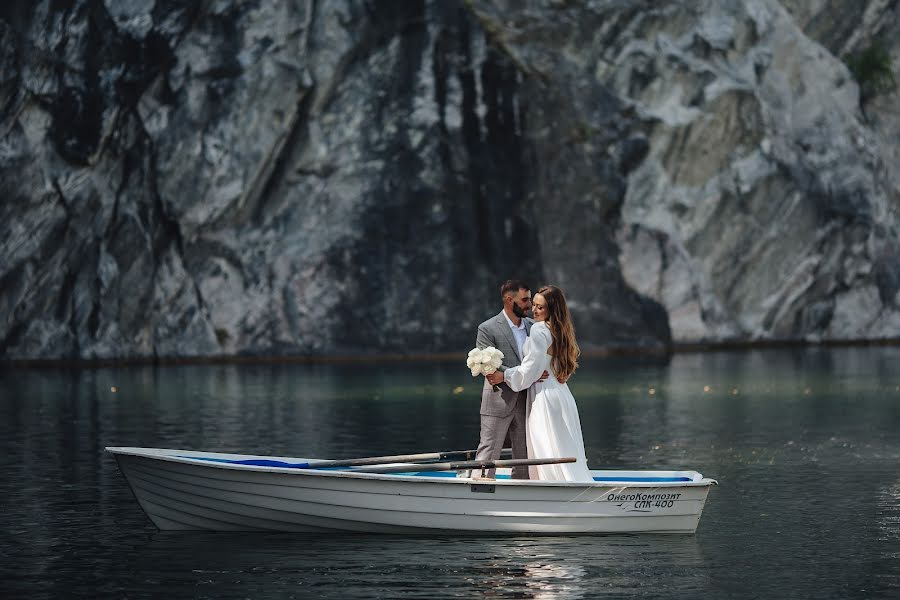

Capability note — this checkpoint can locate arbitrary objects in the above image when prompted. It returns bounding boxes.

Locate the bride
[486,285,593,482]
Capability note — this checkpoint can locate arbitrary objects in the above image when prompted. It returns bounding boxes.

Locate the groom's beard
[512,303,529,319]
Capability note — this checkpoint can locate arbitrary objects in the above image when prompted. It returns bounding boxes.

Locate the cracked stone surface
[1,0,899,360]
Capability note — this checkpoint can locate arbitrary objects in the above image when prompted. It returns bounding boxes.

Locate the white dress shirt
[503,310,528,360]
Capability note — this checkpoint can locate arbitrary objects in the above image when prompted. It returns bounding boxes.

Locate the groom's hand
[486,371,504,386]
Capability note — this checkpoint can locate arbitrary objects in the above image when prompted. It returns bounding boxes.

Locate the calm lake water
[2,347,899,599]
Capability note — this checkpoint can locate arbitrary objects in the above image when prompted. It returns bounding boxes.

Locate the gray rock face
[601,0,900,342]
[1,0,898,360]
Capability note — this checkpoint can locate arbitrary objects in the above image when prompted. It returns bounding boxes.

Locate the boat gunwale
[106,447,718,488]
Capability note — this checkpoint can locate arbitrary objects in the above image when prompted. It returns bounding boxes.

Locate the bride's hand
[537,370,549,382]
[486,371,504,386]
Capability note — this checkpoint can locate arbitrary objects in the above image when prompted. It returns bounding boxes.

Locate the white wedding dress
[503,321,593,482]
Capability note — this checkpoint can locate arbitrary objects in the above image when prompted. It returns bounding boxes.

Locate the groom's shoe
[456,469,496,480]
[472,466,496,480]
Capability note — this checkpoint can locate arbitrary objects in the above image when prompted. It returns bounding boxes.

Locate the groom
[473,279,541,479]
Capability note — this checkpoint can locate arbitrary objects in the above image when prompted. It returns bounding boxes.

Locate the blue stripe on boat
[177,456,476,474]
[177,456,312,468]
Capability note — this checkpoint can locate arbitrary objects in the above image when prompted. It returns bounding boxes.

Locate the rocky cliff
[1,0,898,361]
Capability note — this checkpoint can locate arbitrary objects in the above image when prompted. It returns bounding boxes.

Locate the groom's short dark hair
[500,279,530,299]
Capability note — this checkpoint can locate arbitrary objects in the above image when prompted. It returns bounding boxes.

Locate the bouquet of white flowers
[466,346,503,377]
[467,346,504,377]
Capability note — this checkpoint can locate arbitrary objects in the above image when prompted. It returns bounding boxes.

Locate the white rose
[470,367,481,377]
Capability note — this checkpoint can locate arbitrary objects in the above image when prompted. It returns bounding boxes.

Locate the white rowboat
[107,447,717,534]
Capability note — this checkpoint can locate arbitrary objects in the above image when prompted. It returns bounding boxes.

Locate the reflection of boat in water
[107,447,717,535]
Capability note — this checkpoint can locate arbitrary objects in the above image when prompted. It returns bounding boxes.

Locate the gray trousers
[474,393,529,479]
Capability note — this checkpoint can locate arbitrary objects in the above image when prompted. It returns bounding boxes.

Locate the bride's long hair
[537,285,580,380]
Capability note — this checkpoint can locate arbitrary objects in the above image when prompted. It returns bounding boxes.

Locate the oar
[349,456,576,474]
[304,448,513,469]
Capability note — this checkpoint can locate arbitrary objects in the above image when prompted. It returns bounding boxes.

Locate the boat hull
[110,448,715,535]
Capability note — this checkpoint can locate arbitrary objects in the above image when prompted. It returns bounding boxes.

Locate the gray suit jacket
[476,311,533,417]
